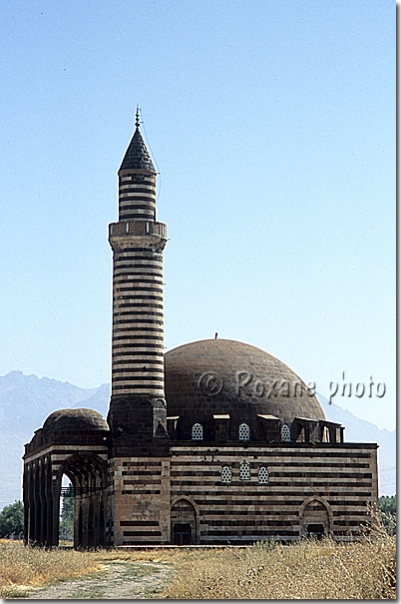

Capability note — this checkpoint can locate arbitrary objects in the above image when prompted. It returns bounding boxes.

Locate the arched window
[221,466,232,483]
[239,460,250,480]
[191,423,203,440]
[281,424,291,441]
[239,423,250,441]
[258,467,269,484]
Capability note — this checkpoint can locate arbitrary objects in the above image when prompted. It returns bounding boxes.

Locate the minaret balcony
[109,219,167,252]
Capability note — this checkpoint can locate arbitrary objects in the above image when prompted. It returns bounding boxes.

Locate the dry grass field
[0,512,395,599]
[160,525,396,599]
[0,540,103,598]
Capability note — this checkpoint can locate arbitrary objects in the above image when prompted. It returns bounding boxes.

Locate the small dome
[165,339,325,426]
[42,408,109,432]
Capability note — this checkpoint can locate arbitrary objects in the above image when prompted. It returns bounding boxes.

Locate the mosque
[23,114,378,547]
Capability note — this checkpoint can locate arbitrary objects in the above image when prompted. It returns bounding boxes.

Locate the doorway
[306,523,325,539]
[172,523,192,545]
[300,499,330,538]
[171,499,197,545]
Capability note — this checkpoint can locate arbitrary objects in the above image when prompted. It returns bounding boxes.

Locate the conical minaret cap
[119,121,156,173]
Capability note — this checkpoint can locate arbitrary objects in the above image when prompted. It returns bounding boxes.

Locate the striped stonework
[119,172,156,221]
[23,434,109,547]
[167,443,378,544]
[107,443,377,546]
[109,456,171,545]
[108,127,167,399]
[23,119,381,549]
[109,236,166,397]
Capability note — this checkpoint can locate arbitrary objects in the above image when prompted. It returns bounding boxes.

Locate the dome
[42,408,109,432]
[165,339,325,428]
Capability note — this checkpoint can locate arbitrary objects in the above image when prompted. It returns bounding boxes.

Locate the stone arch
[57,452,108,548]
[23,455,57,547]
[56,451,107,483]
[170,496,199,545]
[299,496,333,538]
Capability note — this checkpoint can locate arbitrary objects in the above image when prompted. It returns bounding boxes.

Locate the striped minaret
[108,110,168,443]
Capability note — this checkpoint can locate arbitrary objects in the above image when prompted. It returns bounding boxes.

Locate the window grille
[258,467,269,484]
[239,422,250,441]
[281,424,291,441]
[191,423,203,440]
[221,466,232,483]
[239,460,250,480]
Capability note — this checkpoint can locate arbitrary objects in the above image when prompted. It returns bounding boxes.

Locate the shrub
[0,501,24,538]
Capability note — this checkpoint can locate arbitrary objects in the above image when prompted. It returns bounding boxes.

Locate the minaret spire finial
[135,105,141,129]
[119,106,156,172]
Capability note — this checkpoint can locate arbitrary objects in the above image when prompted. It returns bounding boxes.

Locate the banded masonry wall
[109,442,378,545]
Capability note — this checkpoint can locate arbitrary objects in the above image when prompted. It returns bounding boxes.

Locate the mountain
[0,372,395,509]
[0,371,110,509]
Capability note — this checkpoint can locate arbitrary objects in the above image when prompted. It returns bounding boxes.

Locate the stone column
[51,482,60,546]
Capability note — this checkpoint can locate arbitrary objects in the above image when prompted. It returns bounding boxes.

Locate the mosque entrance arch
[171,498,198,545]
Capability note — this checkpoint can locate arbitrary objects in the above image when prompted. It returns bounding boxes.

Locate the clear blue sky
[0,1,394,430]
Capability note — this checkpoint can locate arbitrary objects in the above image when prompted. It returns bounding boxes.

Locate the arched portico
[57,452,108,548]
[24,450,108,547]
[24,455,57,547]
[23,408,110,548]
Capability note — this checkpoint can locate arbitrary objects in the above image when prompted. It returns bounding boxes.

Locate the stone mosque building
[23,114,378,547]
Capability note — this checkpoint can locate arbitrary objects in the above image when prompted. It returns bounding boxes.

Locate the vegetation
[60,484,74,541]
[0,539,102,598]
[379,494,396,515]
[0,501,24,538]
[379,494,396,535]
[161,510,395,599]
[0,509,395,599]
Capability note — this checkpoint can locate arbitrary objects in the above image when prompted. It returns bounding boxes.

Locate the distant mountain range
[0,371,395,509]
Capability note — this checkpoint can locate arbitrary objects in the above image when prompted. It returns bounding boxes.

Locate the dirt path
[26,560,171,599]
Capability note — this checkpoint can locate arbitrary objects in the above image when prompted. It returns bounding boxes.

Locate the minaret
[108,110,168,447]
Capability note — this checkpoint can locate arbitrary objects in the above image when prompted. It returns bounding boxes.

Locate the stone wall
[108,442,378,545]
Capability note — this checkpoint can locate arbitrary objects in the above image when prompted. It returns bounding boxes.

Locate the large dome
[165,339,325,428]
[42,408,109,432]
